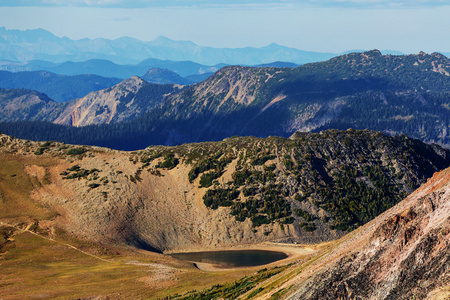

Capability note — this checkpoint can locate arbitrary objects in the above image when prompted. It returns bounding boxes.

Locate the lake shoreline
[165,242,317,271]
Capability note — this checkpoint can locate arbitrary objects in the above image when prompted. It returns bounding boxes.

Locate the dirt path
[0,221,112,263]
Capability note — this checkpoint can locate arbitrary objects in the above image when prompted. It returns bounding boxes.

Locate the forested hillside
[1,50,450,149]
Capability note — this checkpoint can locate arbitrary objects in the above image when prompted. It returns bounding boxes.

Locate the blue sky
[1,0,450,53]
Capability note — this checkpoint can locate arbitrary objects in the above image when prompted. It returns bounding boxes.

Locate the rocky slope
[55,76,140,126]
[286,165,450,300]
[1,129,448,254]
[0,88,59,122]
[0,76,180,127]
[53,76,184,127]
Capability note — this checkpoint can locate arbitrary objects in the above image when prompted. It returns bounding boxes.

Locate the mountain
[113,50,450,148]
[287,163,450,299]
[0,77,181,127]
[0,58,223,81]
[0,27,336,65]
[53,76,182,127]
[1,50,450,150]
[148,50,450,147]
[0,70,121,102]
[0,130,449,298]
[0,88,61,122]
[0,129,448,252]
[141,68,193,85]
[144,38,336,65]
[136,58,226,78]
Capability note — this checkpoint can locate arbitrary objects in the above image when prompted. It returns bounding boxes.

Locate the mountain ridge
[0,70,122,102]
[0,27,342,65]
[1,50,450,149]
[0,129,448,252]
[0,57,224,80]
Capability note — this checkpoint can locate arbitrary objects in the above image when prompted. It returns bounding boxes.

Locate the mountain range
[1,31,450,298]
[0,27,405,66]
[0,57,226,80]
[0,50,449,150]
[0,70,122,102]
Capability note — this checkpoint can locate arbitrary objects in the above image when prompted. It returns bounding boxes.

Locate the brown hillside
[0,129,449,254]
[281,166,450,299]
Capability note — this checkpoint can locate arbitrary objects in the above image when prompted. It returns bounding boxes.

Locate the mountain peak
[265,42,281,48]
[141,68,192,85]
[364,49,382,56]
[150,36,197,47]
[152,35,173,43]
[118,76,144,92]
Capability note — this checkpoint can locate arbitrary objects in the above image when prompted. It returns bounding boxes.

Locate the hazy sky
[1,0,450,53]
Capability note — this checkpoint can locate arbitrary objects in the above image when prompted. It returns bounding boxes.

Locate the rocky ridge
[2,51,450,148]
[286,165,450,300]
[54,76,146,126]
[0,129,448,253]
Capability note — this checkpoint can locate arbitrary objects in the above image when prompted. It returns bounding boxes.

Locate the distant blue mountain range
[0,70,122,102]
[0,58,225,79]
[0,27,391,66]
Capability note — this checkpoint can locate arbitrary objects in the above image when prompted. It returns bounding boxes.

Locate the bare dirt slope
[28,147,296,252]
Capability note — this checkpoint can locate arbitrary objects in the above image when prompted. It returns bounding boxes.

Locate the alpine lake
[170,249,288,268]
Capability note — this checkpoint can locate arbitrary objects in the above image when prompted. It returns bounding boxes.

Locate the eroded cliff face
[52,77,181,127]
[53,76,145,126]
[165,66,283,116]
[289,168,450,300]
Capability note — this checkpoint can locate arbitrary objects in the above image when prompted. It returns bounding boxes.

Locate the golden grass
[0,226,269,299]
[0,154,56,220]
[0,152,318,299]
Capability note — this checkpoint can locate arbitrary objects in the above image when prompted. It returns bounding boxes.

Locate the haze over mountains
[1,50,450,150]
[0,70,122,102]
[0,27,404,66]
[0,58,225,80]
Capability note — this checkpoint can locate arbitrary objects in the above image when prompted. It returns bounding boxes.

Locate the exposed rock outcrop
[54,76,145,126]
[288,166,450,300]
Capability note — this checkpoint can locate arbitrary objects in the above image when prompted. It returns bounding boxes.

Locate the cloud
[309,0,450,8]
[0,0,448,8]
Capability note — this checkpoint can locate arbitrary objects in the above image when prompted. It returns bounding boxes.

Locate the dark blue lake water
[170,249,287,267]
